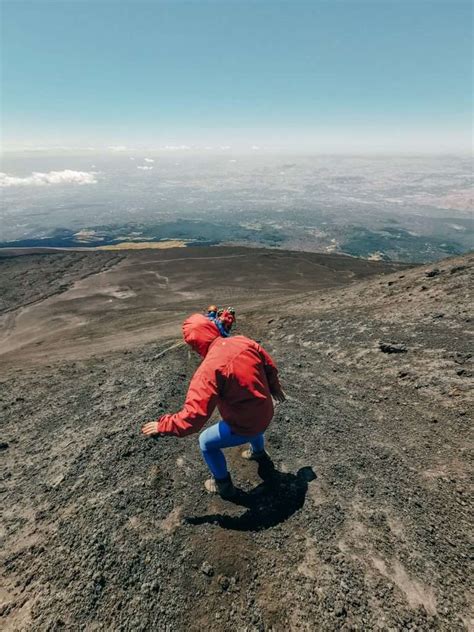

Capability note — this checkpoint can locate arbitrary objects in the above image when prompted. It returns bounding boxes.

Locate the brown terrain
[0,246,472,631]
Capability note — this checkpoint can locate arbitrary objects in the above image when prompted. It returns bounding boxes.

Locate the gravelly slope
[0,252,124,314]
[1,251,472,631]
[0,247,401,364]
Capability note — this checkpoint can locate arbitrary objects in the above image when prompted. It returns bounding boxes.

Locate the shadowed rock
[379,342,407,354]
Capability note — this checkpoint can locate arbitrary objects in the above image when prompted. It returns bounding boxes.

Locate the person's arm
[142,365,219,438]
[255,343,286,401]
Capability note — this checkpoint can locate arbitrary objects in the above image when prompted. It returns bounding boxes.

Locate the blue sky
[2,1,472,152]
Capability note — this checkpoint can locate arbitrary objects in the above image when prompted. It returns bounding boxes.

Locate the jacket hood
[182,313,220,357]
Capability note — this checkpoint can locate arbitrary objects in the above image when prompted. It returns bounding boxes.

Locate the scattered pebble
[379,342,407,354]
[218,575,230,590]
[201,562,214,577]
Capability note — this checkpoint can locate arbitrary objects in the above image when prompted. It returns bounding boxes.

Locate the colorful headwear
[219,308,236,333]
[204,305,236,337]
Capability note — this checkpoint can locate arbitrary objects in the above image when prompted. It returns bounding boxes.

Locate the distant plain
[1,153,472,262]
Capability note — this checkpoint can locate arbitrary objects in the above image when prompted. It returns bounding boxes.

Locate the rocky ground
[0,248,472,631]
[0,252,124,314]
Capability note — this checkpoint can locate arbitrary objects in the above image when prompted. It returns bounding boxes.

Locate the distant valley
[1,153,472,262]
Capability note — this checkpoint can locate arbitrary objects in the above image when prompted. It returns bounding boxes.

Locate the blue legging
[199,420,265,480]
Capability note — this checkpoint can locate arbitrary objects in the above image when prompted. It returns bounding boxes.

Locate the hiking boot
[241,448,270,462]
[204,474,236,499]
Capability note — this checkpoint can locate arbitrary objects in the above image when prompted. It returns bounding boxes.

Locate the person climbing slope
[141,308,285,499]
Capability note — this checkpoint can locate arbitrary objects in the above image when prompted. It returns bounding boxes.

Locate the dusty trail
[0,248,471,631]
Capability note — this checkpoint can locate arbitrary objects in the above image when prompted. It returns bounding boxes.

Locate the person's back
[204,334,276,435]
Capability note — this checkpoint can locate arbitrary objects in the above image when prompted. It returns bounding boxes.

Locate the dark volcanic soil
[0,252,124,314]
[0,248,472,631]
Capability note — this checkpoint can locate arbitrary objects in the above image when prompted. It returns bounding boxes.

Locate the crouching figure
[141,310,285,499]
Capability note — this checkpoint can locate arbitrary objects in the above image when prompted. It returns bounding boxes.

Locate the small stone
[218,575,230,590]
[92,573,106,588]
[379,342,407,354]
[201,561,214,577]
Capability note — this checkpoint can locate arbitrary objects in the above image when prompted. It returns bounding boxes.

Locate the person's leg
[241,432,270,461]
[249,433,265,454]
[199,420,250,479]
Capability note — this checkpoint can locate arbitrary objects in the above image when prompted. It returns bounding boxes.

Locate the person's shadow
[185,458,316,532]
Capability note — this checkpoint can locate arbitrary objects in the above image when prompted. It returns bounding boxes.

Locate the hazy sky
[2,0,472,153]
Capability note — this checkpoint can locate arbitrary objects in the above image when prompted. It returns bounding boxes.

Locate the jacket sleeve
[157,364,219,437]
[255,343,281,394]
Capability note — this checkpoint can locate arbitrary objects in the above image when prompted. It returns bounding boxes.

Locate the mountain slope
[1,250,472,631]
[0,247,401,363]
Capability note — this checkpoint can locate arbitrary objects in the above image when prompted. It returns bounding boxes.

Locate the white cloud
[144,158,154,163]
[108,145,127,152]
[251,145,261,151]
[137,165,153,171]
[0,169,98,188]
[163,145,191,151]
[7,145,99,153]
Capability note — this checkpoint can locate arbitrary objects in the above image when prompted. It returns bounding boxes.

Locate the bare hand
[272,388,286,403]
[141,421,160,436]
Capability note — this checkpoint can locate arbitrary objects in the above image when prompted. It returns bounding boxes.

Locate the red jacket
[157,314,281,437]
